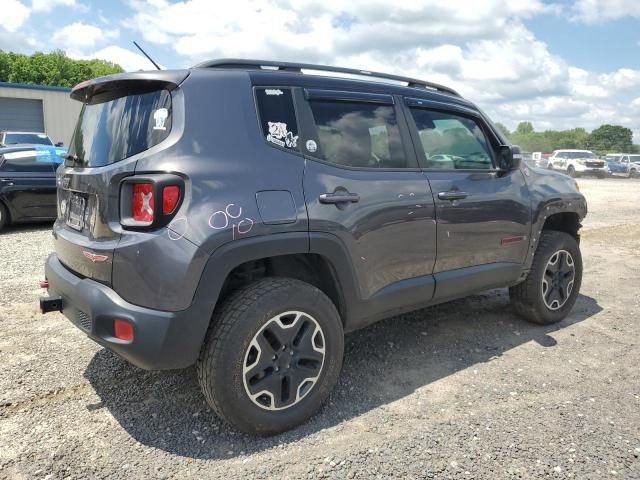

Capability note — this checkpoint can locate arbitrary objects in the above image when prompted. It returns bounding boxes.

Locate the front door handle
[0,179,14,186]
[438,191,469,201]
[319,192,360,204]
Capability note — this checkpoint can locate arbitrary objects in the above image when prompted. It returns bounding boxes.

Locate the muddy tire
[197,277,344,436]
[509,230,582,325]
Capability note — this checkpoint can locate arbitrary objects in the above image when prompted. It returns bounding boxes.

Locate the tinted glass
[565,151,596,159]
[255,88,299,151]
[3,133,53,146]
[409,108,493,169]
[308,101,407,168]
[0,150,59,173]
[69,89,171,167]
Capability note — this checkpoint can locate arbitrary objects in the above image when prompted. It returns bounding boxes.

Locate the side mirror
[497,145,521,171]
[55,142,64,147]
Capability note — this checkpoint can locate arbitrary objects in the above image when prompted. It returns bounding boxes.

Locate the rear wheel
[0,203,8,231]
[197,277,344,436]
[631,168,638,178]
[510,230,582,325]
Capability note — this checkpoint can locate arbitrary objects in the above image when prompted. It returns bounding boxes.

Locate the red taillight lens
[132,183,154,223]
[162,185,180,214]
[113,319,134,341]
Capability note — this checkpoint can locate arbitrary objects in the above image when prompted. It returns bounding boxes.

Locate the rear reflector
[114,319,134,341]
[162,185,180,214]
[132,183,154,223]
[39,279,49,289]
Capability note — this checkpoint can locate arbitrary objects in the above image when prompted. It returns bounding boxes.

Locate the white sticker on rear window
[265,89,283,96]
[153,108,169,130]
[267,122,298,149]
[37,134,47,138]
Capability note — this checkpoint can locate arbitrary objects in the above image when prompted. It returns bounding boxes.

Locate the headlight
[576,159,586,165]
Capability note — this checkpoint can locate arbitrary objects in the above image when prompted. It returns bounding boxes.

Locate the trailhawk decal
[266,122,298,149]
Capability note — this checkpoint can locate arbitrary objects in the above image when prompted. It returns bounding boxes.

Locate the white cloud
[31,0,76,12]
[81,46,161,72]
[118,0,640,142]
[51,22,118,51]
[0,0,31,32]
[571,0,640,23]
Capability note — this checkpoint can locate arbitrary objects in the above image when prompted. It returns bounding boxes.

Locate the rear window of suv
[68,88,172,168]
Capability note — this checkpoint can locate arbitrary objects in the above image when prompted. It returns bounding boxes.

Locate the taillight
[121,175,184,229]
[162,185,180,214]
[132,183,154,223]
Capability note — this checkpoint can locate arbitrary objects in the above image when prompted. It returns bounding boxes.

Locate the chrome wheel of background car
[243,310,326,411]
[541,249,575,311]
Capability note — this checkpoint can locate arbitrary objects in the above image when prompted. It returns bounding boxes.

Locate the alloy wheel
[242,311,326,410]
[541,249,575,311]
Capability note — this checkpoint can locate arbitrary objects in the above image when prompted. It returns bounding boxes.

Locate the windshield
[565,151,596,159]
[3,133,53,146]
[68,88,172,168]
[628,155,640,162]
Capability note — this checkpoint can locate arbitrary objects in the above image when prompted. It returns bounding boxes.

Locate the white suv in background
[548,149,607,178]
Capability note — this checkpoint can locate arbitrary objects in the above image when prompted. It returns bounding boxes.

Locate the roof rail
[194,58,460,97]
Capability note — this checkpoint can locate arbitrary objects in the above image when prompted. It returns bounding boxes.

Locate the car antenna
[133,41,162,70]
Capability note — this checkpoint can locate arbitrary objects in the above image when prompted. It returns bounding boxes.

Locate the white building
[0,82,82,146]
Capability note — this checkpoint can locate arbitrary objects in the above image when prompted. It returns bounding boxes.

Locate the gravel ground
[1,177,639,479]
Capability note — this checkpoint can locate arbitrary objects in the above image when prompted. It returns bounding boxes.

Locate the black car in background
[0,145,64,231]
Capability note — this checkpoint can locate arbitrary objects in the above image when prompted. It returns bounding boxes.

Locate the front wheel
[197,277,344,436]
[567,165,577,177]
[510,230,582,325]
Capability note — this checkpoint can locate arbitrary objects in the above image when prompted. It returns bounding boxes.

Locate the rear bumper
[44,253,211,370]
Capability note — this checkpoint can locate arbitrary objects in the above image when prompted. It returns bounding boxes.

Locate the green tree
[494,122,511,138]
[515,121,534,135]
[0,49,123,87]
[586,124,633,152]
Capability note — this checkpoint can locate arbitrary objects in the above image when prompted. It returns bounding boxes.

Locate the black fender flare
[187,231,361,352]
[523,196,587,272]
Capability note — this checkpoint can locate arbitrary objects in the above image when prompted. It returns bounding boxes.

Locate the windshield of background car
[629,155,640,162]
[68,88,171,168]
[3,133,53,145]
[565,151,596,159]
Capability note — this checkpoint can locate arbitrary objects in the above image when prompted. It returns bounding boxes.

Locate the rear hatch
[53,70,188,284]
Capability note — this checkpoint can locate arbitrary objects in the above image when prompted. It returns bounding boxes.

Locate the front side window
[308,101,407,168]
[255,88,299,151]
[409,108,493,170]
[69,88,172,168]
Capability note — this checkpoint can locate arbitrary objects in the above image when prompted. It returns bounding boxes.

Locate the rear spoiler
[70,70,190,102]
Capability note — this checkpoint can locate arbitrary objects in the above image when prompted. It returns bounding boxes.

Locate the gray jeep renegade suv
[41,59,587,435]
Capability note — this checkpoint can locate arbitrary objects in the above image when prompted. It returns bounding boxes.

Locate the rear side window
[69,89,172,168]
[0,150,58,173]
[308,101,407,168]
[409,108,493,170]
[255,88,299,151]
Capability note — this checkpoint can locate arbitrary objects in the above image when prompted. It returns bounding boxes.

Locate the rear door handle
[319,192,360,204]
[438,191,469,201]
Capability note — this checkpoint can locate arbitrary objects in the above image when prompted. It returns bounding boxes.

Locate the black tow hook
[40,296,63,314]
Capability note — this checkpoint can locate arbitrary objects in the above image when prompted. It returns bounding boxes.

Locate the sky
[1,0,640,141]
